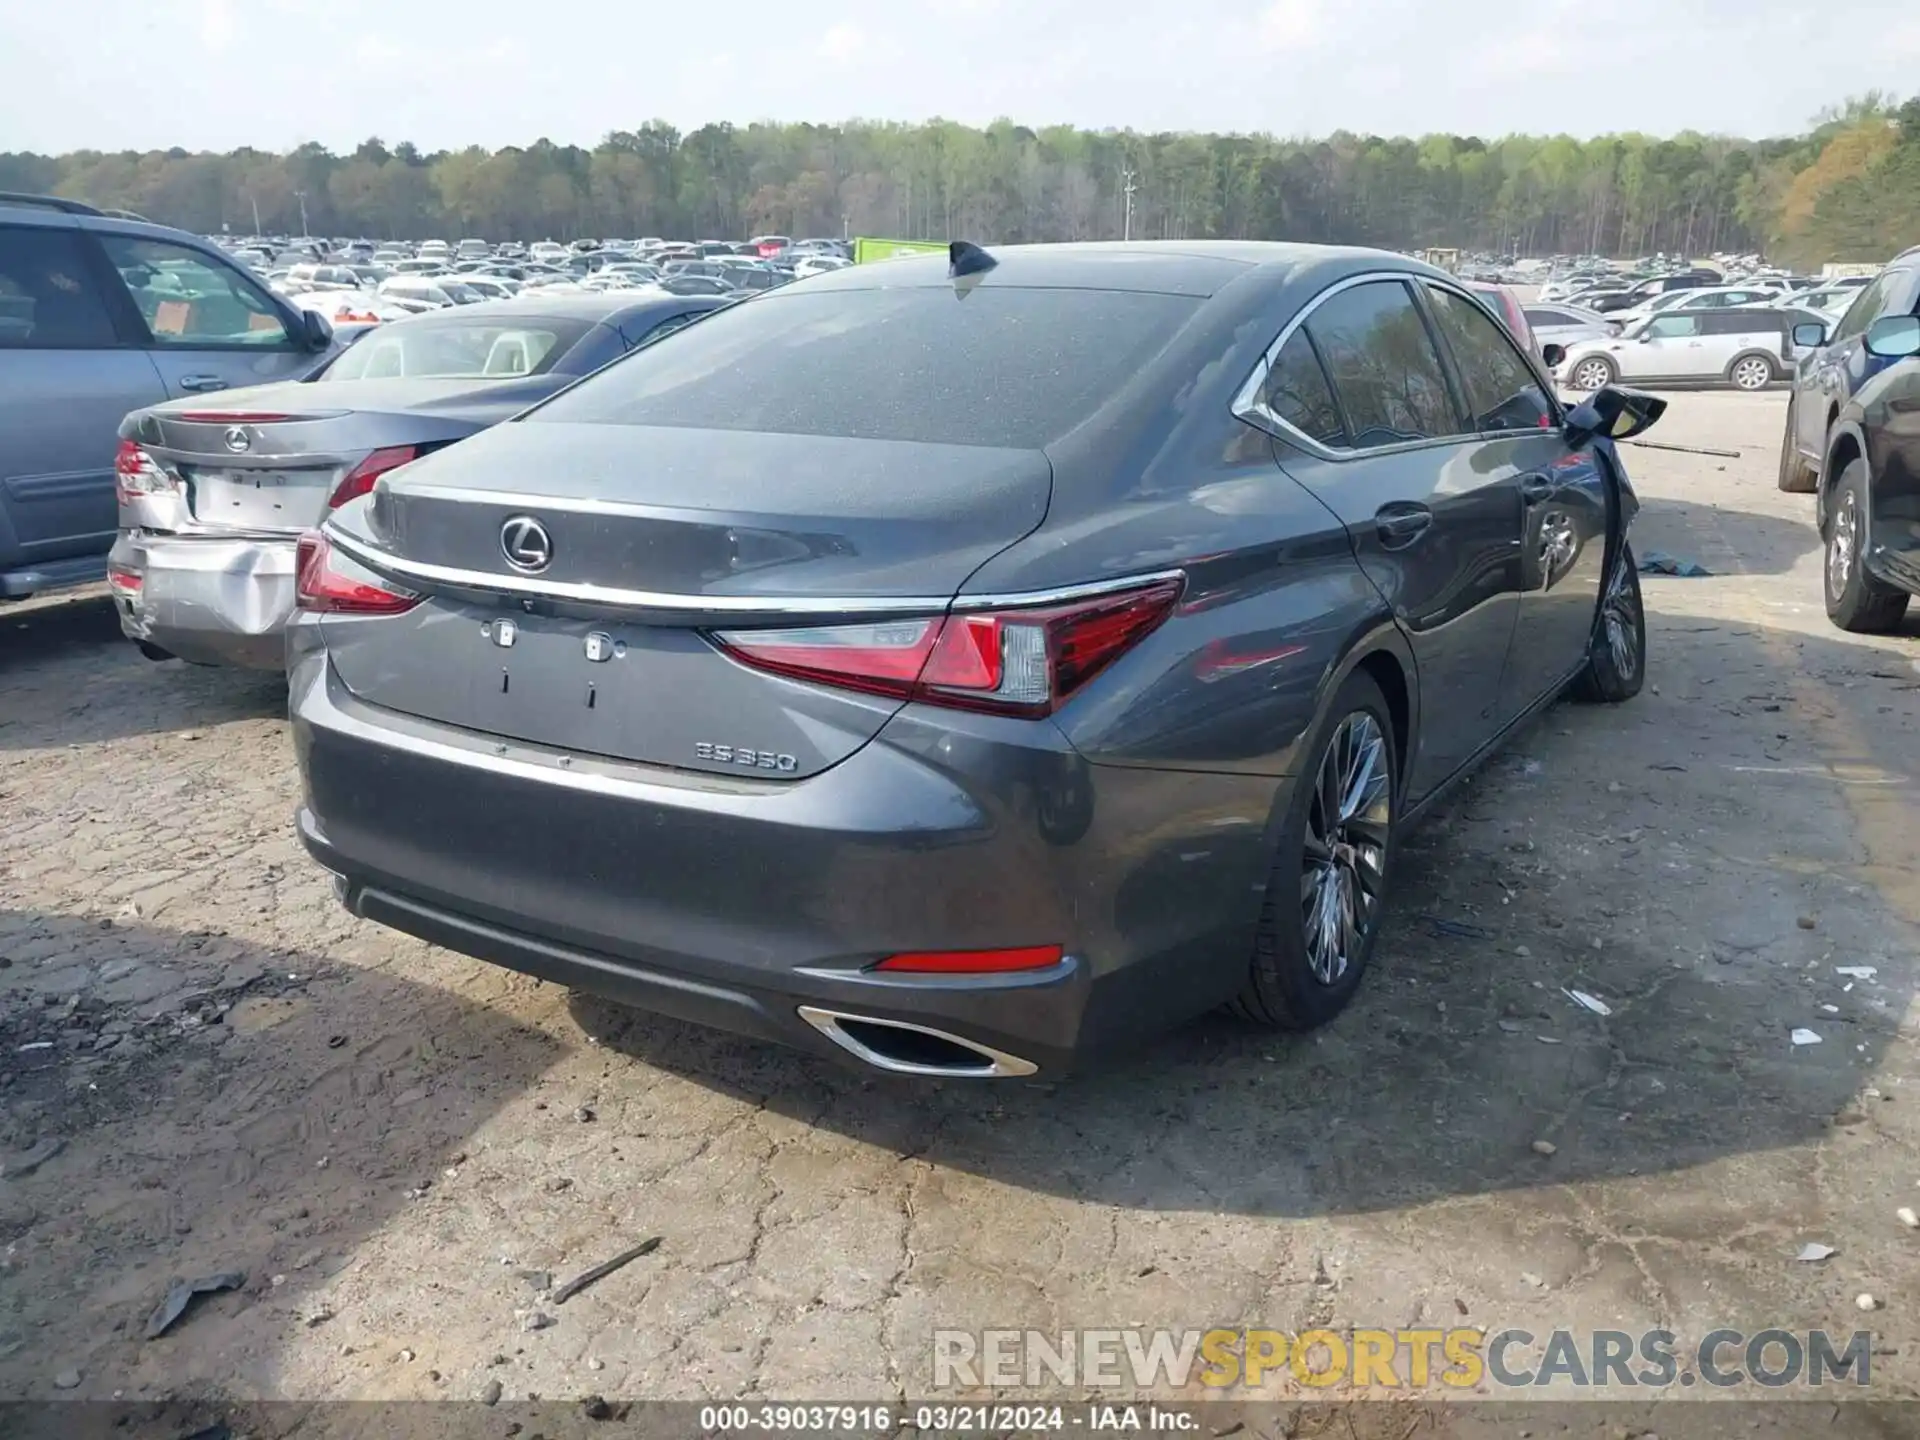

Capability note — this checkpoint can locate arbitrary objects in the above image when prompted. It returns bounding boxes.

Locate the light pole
[294,190,309,236]
[1122,168,1137,242]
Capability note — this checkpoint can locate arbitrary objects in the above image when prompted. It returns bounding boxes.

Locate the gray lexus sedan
[289,241,1663,1078]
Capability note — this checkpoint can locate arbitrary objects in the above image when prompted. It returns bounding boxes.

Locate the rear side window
[1701,311,1779,337]
[1424,288,1553,433]
[1262,330,1346,447]
[98,235,291,347]
[1645,314,1701,339]
[1303,280,1461,448]
[532,286,1201,449]
[0,225,119,348]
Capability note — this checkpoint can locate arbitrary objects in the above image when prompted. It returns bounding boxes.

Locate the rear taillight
[114,441,174,503]
[174,411,296,423]
[106,565,143,598]
[328,445,419,509]
[712,577,1182,717]
[294,531,421,615]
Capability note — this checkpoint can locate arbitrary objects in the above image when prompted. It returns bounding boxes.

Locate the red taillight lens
[106,565,143,597]
[328,445,419,509]
[711,577,1182,717]
[294,532,421,615]
[874,945,1064,974]
[114,440,174,503]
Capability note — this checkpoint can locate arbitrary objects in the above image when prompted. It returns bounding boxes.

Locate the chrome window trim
[321,521,1183,618]
[1232,269,1559,462]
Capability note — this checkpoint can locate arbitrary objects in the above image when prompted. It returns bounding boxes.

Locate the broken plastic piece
[1790,1028,1823,1047]
[146,1271,247,1339]
[1563,988,1613,1017]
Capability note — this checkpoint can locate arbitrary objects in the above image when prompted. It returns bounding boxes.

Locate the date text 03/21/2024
[699,1404,1198,1432]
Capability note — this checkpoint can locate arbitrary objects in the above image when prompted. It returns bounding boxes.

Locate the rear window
[530,286,1201,449]
[322,316,592,380]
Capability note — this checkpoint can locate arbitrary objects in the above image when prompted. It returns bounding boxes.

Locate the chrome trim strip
[1230,268,1561,463]
[796,1005,1039,1078]
[322,522,1183,618]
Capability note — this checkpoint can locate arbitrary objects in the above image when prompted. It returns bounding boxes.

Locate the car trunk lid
[125,378,543,535]
[319,420,1053,778]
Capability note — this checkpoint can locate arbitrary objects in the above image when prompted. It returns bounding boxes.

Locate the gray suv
[0,194,337,600]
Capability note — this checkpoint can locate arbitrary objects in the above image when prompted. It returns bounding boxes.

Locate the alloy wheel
[1572,358,1612,390]
[1602,552,1641,680]
[1300,713,1391,985]
[1732,357,1772,390]
[1829,491,1858,597]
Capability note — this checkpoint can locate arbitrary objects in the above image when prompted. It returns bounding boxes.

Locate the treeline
[3,94,1915,268]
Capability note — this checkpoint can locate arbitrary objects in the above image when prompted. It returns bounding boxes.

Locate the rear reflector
[712,577,1182,718]
[106,565,143,597]
[874,945,1064,974]
[329,445,420,509]
[294,531,421,615]
[114,440,174,503]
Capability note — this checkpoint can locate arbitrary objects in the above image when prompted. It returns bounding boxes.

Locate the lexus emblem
[222,426,251,454]
[500,515,553,573]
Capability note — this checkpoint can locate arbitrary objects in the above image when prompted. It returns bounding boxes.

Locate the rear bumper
[289,650,1279,1075]
[108,531,297,669]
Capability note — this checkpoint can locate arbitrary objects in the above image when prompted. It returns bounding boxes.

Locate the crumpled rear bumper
[108,531,298,670]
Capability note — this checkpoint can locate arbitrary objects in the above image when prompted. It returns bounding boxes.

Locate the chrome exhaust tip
[796,1006,1038,1079]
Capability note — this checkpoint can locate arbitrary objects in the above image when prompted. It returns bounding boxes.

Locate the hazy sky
[5,0,1916,153]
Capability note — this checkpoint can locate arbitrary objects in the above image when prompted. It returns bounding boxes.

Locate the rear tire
[1568,355,1615,391]
[1823,459,1910,633]
[1728,353,1776,391]
[1571,541,1646,703]
[1234,671,1397,1031]
[1776,397,1818,493]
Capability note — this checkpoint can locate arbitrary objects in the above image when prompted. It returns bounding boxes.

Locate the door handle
[178,375,229,392]
[1374,503,1432,547]
[1520,474,1554,504]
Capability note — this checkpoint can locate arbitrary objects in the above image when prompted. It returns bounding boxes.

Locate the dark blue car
[1778,246,1920,631]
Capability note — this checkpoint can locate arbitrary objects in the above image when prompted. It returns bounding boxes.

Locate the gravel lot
[4,391,1920,1432]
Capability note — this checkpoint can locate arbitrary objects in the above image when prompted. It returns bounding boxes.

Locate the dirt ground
[5,390,1920,1434]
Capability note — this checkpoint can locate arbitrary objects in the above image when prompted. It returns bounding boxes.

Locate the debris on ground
[1796,1243,1837,1263]
[1637,551,1713,577]
[553,1236,664,1303]
[1530,1140,1558,1156]
[1797,915,1818,930]
[1837,966,1878,981]
[1420,915,1494,940]
[479,1379,503,1405]
[53,1368,80,1390]
[1857,1293,1880,1312]
[145,1271,247,1339]
[1897,1208,1918,1230]
[520,1311,556,1332]
[1791,1029,1823,1047]
[1,1138,65,1179]
[1563,988,1613,1017]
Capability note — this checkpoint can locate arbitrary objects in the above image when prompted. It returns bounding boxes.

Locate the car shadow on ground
[570,611,1920,1219]
[0,594,284,749]
[0,911,563,1402]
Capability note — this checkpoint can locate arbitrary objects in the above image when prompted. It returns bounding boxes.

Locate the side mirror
[1865,314,1920,359]
[1565,384,1667,449]
[301,307,334,351]
[1540,342,1566,368]
[1792,321,1830,350]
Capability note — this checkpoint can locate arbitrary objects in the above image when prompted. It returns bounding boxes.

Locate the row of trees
[3,96,1915,268]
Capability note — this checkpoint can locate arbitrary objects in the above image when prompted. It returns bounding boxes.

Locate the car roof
[791,240,1431,299]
